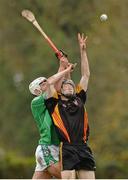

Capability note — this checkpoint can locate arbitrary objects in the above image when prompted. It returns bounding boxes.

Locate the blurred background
[0,0,128,178]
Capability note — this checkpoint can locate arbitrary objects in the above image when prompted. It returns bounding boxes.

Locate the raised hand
[67,63,77,72]
[78,33,88,50]
[59,56,69,69]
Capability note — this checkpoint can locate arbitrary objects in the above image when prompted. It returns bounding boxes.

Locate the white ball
[100,14,108,21]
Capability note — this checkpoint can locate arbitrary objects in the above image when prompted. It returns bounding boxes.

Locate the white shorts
[35,144,59,171]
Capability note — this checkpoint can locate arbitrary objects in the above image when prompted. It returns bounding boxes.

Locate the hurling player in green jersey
[29,54,74,179]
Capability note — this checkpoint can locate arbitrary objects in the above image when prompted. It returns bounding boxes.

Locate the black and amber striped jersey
[45,85,89,144]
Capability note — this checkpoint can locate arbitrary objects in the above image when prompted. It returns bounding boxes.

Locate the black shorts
[62,143,96,171]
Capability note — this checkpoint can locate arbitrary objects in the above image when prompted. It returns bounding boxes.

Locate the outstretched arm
[57,56,77,80]
[78,33,90,91]
[54,56,70,92]
[56,50,72,79]
[46,64,75,98]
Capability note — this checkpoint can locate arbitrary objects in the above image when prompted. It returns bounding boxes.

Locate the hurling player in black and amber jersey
[45,33,96,179]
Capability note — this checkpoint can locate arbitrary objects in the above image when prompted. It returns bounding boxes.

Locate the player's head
[61,79,76,98]
[29,77,48,96]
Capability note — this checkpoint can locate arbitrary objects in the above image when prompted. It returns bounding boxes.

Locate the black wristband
[55,50,68,59]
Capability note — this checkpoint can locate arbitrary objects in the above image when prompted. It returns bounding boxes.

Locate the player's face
[39,79,48,92]
[62,83,74,95]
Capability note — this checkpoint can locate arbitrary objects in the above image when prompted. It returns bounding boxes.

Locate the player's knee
[77,170,95,179]
[61,170,76,179]
[47,162,61,178]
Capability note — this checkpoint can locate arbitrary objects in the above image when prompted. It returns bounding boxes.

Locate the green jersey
[31,94,60,145]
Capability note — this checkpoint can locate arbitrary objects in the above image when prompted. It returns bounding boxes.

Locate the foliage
[0,149,34,178]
